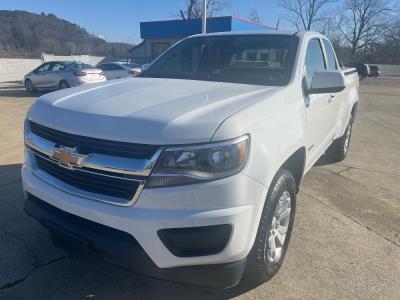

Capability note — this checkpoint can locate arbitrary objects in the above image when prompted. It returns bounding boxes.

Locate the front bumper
[22,160,267,287]
[24,194,246,288]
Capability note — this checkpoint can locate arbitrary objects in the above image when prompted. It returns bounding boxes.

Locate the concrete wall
[41,53,105,66]
[375,64,400,77]
[0,58,42,82]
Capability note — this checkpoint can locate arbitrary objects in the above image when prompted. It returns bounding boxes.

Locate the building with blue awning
[129,16,274,64]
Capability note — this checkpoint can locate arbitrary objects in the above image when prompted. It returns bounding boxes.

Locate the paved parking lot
[0,77,399,299]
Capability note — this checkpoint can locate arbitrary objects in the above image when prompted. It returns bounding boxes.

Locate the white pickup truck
[23,30,359,288]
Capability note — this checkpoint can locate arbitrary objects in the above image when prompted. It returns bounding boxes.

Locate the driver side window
[305,39,326,89]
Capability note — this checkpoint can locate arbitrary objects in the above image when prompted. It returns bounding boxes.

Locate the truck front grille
[29,121,159,159]
[34,154,141,201]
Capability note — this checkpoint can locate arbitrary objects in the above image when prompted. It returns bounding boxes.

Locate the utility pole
[202,0,207,34]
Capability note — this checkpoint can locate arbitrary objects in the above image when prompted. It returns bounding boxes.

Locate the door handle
[328,94,335,103]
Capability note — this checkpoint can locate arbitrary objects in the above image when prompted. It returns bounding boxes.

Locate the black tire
[326,118,353,163]
[59,80,69,90]
[24,79,35,93]
[243,169,297,285]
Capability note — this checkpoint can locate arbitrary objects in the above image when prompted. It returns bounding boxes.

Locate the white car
[96,62,141,80]
[23,31,359,289]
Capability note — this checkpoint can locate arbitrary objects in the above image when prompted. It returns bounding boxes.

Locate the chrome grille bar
[25,129,163,177]
[24,122,162,206]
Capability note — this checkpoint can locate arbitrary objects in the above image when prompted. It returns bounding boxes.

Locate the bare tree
[338,0,391,57]
[279,0,337,30]
[179,0,231,20]
[248,8,261,23]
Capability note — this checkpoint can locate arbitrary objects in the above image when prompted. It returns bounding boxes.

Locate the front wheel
[24,79,35,93]
[243,169,297,285]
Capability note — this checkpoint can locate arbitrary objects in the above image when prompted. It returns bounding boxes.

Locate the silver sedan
[23,61,106,92]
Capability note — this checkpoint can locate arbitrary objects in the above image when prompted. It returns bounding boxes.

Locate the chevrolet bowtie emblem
[51,146,86,169]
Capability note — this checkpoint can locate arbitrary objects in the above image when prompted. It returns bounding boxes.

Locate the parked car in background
[347,63,369,78]
[96,62,142,80]
[369,65,380,77]
[24,61,106,93]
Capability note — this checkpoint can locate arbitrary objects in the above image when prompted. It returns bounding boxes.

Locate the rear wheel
[243,169,297,285]
[24,79,35,93]
[59,80,69,90]
[326,118,353,163]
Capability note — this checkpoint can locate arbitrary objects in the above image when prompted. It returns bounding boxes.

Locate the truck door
[321,39,344,138]
[303,38,335,167]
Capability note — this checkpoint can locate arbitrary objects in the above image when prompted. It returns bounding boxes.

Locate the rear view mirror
[309,71,345,94]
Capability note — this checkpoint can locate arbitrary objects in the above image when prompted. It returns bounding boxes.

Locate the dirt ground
[0,77,399,299]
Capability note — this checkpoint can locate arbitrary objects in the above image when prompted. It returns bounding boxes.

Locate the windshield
[141,35,299,86]
[68,62,94,69]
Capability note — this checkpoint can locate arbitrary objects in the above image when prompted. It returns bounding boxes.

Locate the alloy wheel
[266,191,291,263]
[25,80,33,92]
[60,82,68,89]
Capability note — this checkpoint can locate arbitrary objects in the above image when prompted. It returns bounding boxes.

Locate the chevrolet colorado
[22,31,359,288]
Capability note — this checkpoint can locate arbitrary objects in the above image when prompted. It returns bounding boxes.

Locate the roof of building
[191,29,299,37]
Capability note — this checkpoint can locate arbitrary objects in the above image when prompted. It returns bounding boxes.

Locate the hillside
[0,10,134,58]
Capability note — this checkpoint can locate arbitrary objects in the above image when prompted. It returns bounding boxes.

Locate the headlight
[147,135,250,188]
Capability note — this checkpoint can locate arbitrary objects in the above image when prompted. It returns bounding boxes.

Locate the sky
[0,0,294,44]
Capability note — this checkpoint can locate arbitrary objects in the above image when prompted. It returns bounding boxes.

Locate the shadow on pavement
[0,163,22,185]
[0,80,46,98]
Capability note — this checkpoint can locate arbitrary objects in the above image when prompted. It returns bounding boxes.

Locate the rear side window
[322,39,338,70]
[37,63,51,72]
[305,39,326,88]
[51,63,65,71]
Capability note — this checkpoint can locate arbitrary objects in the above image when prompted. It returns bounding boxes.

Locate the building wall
[134,16,274,64]
[143,38,181,63]
[140,17,232,39]
[130,42,146,64]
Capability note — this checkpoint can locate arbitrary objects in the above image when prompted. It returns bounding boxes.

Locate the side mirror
[309,71,345,94]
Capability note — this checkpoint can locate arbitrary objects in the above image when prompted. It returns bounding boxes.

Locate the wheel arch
[59,79,69,89]
[280,147,306,191]
[351,102,358,119]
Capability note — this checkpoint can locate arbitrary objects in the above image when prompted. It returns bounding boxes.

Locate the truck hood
[28,77,281,144]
